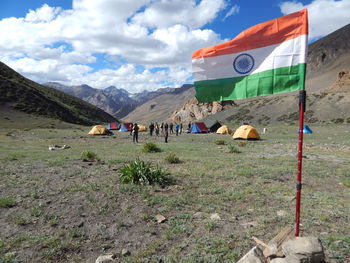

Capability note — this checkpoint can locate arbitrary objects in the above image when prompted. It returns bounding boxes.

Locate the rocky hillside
[44,82,136,119]
[306,23,350,91]
[0,62,116,125]
[44,83,196,120]
[170,99,236,123]
[122,84,195,123]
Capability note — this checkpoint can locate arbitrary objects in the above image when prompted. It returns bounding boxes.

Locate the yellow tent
[138,125,147,132]
[216,125,233,134]
[88,125,109,135]
[232,125,260,140]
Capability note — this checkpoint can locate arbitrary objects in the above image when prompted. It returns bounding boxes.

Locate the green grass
[119,158,173,187]
[0,196,16,208]
[0,124,349,262]
[164,153,181,164]
[228,145,241,153]
[214,139,226,145]
[142,142,162,153]
[80,150,98,160]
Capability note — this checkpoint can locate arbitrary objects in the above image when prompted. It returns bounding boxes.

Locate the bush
[81,150,98,161]
[236,141,247,147]
[119,159,173,187]
[143,142,162,153]
[214,139,226,145]
[165,153,181,164]
[0,196,16,208]
[228,145,241,153]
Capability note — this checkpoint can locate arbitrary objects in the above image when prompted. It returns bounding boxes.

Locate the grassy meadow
[0,117,349,262]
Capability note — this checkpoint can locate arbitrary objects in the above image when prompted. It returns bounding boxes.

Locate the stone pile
[238,227,325,263]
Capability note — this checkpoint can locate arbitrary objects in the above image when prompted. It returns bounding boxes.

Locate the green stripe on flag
[195,64,306,102]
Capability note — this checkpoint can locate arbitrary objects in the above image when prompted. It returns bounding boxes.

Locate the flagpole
[295,89,306,236]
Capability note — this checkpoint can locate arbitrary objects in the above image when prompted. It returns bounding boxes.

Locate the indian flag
[192,9,308,103]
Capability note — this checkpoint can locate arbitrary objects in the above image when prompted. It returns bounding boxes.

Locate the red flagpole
[295,90,306,236]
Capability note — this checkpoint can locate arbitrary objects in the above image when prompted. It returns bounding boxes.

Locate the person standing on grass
[160,122,164,134]
[130,123,133,136]
[188,122,191,132]
[149,122,154,136]
[180,123,183,134]
[155,122,160,136]
[169,122,174,134]
[175,123,180,136]
[164,122,169,143]
[132,123,139,143]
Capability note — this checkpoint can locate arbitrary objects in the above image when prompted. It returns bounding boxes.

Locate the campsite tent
[190,122,209,133]
[88,125,110,135]
[216,125,233,135]
[302,125,313,134]
[138,125,147,132]
[119,123,133,132]
[107,122,120,130]
[232,125,260,140]
[203,120,222,133]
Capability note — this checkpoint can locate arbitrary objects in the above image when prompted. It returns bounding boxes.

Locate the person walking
[160,122,164,134]
[129,123,133,136]
[175,123,180,136]
[164,123,169,143]
[149,122,154,136]
[155,122,160,136]
[179,123,183,134]
[132,123,139,143]
[169,122,174,134]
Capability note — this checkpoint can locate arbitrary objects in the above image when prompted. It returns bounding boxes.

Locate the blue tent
[190,123,201,133]
[190,122,209,133]
[119,124,129,132]
[303,125,313,134]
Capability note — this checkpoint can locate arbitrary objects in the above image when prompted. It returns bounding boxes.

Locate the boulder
[282,237,325,263]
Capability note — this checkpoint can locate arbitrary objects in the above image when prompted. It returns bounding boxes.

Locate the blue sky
[0,0,349,93]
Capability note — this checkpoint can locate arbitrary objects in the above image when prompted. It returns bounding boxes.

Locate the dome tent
[88,125,110,135]
[232,125,260,140]
[216,125,233,135]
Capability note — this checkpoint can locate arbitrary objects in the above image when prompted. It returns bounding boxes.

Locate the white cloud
[132,0,226,29]
[0,0,227,92]
[25,4,61,22]
[279,0,350,40]
[222,4,240,21]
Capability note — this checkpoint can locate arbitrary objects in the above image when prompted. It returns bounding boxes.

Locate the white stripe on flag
[192,34,307,82]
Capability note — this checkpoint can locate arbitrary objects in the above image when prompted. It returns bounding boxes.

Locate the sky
[0,0,349,93]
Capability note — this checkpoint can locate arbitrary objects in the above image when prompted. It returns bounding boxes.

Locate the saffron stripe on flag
[194,64,306,102]
[192,9,308,60]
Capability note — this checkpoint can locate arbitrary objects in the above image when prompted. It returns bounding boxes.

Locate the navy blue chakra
[233,53,255,74]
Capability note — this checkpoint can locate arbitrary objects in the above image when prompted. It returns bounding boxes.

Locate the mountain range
[0,62,115,125]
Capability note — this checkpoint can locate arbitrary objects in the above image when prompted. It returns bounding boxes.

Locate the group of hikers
[130,122,190,143]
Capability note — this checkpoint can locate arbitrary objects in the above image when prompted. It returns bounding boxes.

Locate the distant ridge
[0,62,116,125]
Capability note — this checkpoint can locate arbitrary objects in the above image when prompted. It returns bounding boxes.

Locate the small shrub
[228,145,241,153]
[143,142,162,153]
[165,153,181,164]
[214,139,226,145]
[119,159,173,187]
[236,141,247,147]
[14,216,32,226]
[0,196,16,208]
[81,150,98,161]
